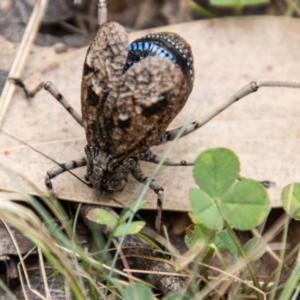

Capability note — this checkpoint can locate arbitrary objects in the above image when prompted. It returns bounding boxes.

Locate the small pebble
[53,43,68,54]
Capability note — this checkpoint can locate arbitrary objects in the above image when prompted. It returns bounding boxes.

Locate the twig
[0,0,49,126]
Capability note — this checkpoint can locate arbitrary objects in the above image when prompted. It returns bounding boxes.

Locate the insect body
[11,1,194,232]
[80,19,194,231]
[81,21,193,189]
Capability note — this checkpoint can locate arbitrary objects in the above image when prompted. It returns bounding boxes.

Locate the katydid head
[84,145,133,192]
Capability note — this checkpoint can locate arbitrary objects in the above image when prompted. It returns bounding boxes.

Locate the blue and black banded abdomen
[125,32,194,93]
[125,42,176,70]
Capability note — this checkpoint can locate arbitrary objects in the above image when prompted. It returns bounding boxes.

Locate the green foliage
[113,221,145,237]
[210,231,266,262]
[277,184,300,298]
[119,200,148,223]
[86,208,118,227]
[221,179,270,230]
[187,147,269,292]
[243,237,266,261]
[162,293,192,300]
[185,224,216,248]
[190,0,270,16]
[210,0,270,15]
[189,188,223,230]
[85,200,147,236]
[193,147,240,199]
[190,148,270,231]
[278,257,300,300]
[282,183,300,220]
[215,230,238,255]
[210,0,270,7]
[8,144,300,299]
[188,0,216,18]
[122,282,154,300]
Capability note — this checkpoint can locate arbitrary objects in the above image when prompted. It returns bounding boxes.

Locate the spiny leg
[9,78,44,98]
[139,150,273,188]
[46,158,87,193]
[44,81,83,126]
[9,0,108,126]
[138,150,193,166]
[155,81,300,145]
[150,81,300,189]
[130,162,164,233]
[10,78,83,127]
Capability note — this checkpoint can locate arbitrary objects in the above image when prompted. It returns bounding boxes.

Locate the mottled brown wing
[81,22,189,161]
[81,21,128,146]
[101,55,189,160]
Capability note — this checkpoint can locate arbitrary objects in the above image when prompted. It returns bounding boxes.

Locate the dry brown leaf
[1,16,300,211]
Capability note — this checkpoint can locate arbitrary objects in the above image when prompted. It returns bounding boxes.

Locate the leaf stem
[224,220,263,300]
